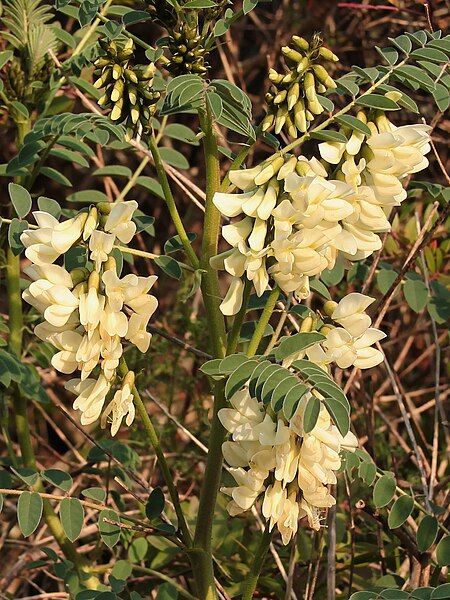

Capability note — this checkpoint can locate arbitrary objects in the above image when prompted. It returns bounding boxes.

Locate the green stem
[118,359,192,546]
[247,287,280,357]
[241,525,273,600]
[197,107,227,359]
[226,279,252,355]
[190,106,229,600]
[114,245,193,272]
[148,134,199,269]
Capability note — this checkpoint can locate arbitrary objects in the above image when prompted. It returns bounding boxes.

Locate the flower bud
[123,370,135,387]
[88,270,101,291]
[323,300,338,316]
[292,35,309,52]
[300,316,314,332]
[83,207,98,241]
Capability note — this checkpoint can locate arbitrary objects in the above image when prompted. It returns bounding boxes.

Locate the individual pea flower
[325,293,375,337]
[101,370,136,436]
[104,200,139,244]
[21,211,88,266]
[262,34,338,138]
[66,374,111,426]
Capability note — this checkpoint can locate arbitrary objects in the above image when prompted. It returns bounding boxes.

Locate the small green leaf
[112,559,133,580]
[219,353,248,374]
[274,332,325,361]
[98,509,121,548]
[60,497,84,541]
[416,515,438,552]
[184,0,217,7]
[122,9,151,24]
[396,65,436,90]
[377,269,398,294]
[82,487,107,502]
[8,183,32,218]
[18,491,43,537]
[311,130,347,143]
[41,167,72,187]
[403,278,428,313]
[145,487,165,520]
[8,218,28,256]
[154,256,182,280]
[199,359,223,377]
[322,397,350,437]
[164,233,197,254]
[356,94,400,110]
[412,47,449,62]
[11,467,39,486]
[436,536,450,567]
[282,383,309,420]
[38,197,61,219]
[158,147,190,170]
[225,360,259,399]
[42,469,73,492]
[128,537,148,562]
[373,474,396,508]
[66,190,109,203]
[388,495,414,529]
[309,278,331,299]
[163,124,199,145]
[303,396,320,433]
[93,166,132,178]
[335,115,372,136]
[358,460,377,486]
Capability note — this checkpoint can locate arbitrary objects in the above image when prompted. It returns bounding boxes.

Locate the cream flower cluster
[21,201,158,435]
[219,388,358,543]
[284,293,386,370]
[213,116,431,315]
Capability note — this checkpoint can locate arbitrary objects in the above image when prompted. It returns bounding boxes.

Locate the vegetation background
[0,0,449,599]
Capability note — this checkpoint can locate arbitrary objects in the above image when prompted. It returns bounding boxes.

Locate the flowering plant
[0,2,449,598]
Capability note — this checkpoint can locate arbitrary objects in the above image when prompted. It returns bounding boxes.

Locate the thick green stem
[148,134,199,269]
[198,107,227,359]
[247,287,280,357]
[241,525,273,600]
[118,359,192,546]
[190,106,229,599]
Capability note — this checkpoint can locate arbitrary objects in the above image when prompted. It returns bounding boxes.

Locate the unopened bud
[88,270,101,290]
[254,155,285,185]
[300,316,314,332]
[292,35,309,52]
[96,202,112,215]
[104,256,117,272]
[123,370,135,388]
[323,300,338,316]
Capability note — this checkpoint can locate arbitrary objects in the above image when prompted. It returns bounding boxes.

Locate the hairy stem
[148,134,199,269]
[190,105,228,600]
[241,525,273,600]
[118,359,192,546]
